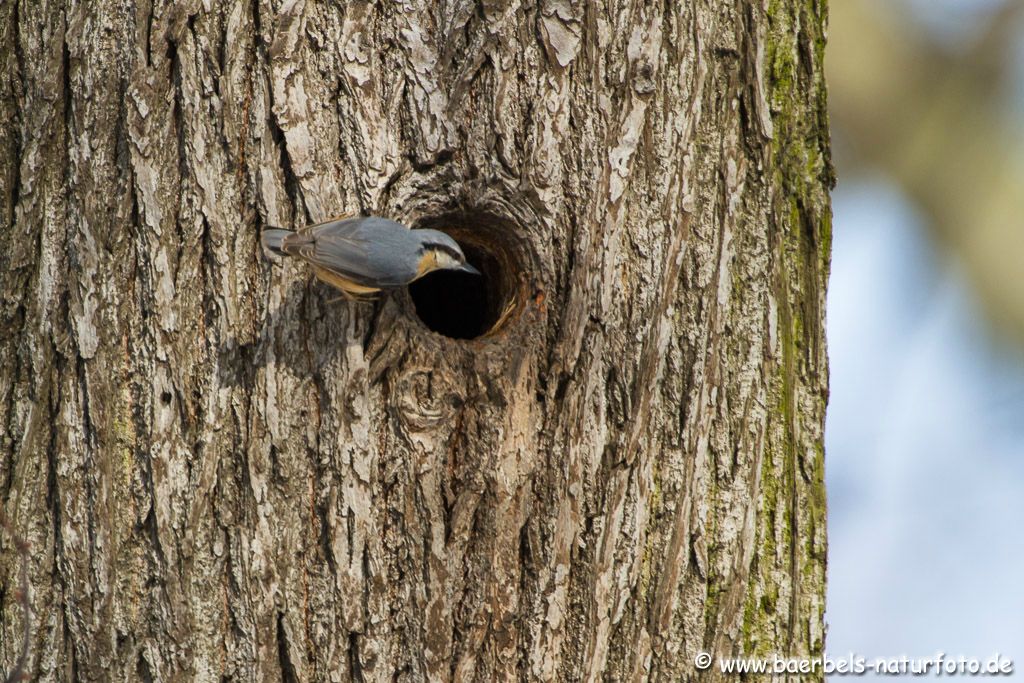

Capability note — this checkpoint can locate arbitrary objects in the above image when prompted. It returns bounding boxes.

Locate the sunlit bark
[0,0,831,680]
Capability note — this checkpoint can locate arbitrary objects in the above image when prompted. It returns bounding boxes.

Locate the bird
[261,215,481,300]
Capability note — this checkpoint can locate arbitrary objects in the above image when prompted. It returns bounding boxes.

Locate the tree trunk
[0,0,832,680]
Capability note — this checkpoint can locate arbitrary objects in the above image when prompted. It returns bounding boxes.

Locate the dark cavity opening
[408,215,521,340]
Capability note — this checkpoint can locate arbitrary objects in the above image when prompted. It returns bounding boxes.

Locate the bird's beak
[456,262,482,276]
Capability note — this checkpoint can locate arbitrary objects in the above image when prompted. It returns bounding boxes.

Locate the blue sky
[825,178,1024,673]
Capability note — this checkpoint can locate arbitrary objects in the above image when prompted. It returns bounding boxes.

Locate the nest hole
[409,215,522,340]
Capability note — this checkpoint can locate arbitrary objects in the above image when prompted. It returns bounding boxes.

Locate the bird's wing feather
[295,212,357,233]
[300,218,410,287]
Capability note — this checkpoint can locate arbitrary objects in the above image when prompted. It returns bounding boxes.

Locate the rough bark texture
[0,0,832,680]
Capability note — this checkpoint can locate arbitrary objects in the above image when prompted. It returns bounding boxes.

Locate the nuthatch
[262,215,480,300]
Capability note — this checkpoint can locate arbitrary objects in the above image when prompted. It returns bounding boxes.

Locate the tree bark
[0,0,832,680]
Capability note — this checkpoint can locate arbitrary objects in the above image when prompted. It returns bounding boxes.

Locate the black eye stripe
[425,242,462,259]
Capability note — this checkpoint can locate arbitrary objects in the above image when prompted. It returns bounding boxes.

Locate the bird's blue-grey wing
[297,217,415,287]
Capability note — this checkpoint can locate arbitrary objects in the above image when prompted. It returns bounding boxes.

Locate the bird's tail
[261,228,293,256]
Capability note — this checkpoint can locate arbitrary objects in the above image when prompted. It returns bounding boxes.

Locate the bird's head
[414,229,481,277]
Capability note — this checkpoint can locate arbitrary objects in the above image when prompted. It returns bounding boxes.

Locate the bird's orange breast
[414,251,438,280]
[313,267,381,297]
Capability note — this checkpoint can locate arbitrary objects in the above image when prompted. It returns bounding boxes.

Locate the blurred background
[825,0,1024,675]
